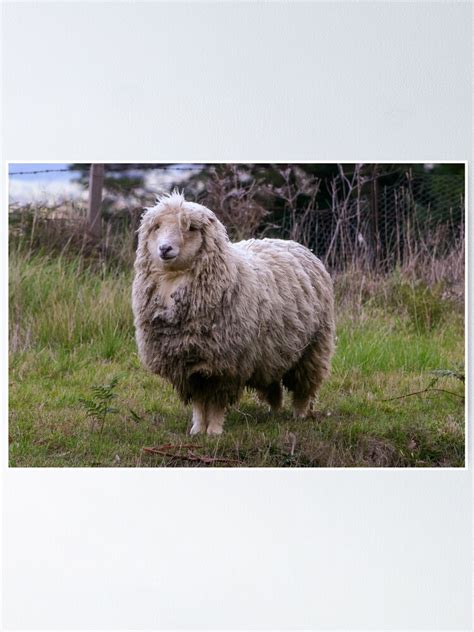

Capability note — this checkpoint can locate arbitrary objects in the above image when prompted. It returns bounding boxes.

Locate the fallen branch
[146,443,204,450]
[381,387,464,403]
[142,445,242,466]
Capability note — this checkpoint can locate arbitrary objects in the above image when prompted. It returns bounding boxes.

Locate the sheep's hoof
[292,398,313,419]
[206,425,223,436]
[293,410,307,419]
[190,424,204,435]
[293,405,310,419]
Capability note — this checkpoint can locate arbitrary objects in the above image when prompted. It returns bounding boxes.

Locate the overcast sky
[8,163,86,205]
[9,163,78,181]
[8,163,199,206]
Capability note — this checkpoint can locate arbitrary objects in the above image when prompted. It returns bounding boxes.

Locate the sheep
[132,191,335,436]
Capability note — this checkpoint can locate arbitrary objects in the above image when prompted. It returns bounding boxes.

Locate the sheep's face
[142,202,213,272]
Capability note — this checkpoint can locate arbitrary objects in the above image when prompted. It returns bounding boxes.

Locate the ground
[9,252,465,467]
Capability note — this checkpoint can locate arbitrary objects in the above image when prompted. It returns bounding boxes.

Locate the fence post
[87,163,104,240]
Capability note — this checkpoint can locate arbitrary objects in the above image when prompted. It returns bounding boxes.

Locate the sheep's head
[137,192,226,273]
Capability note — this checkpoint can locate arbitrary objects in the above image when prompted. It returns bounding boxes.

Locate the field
[9,249,465,467]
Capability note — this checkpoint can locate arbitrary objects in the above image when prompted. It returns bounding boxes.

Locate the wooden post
[87,163,104,240]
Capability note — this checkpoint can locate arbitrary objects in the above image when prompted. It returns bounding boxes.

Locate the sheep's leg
[206,402,226,436]
[291,371,324,418]
[285,328,334,419]
[256,382,283,412]
[292,395,313,418]
[284,369,319,418]
[190,401,207,435]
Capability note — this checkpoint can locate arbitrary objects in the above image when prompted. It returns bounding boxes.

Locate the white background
[1,1,472,630]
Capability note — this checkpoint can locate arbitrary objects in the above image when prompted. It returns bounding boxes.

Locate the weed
[80,377,120,434]
[430,368,465,383]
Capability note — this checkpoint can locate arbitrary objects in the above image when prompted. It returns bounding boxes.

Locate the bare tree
[202,165,269,240]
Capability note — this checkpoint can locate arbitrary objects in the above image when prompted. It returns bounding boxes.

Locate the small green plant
[80,376,120,433]
[430,368,465,383]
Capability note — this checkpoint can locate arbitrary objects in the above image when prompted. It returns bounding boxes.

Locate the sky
[8,163,86,205]
[8,163,195,206]
[9,163,79,182]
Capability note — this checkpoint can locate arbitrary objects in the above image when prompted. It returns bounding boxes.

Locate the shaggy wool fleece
[132,192,335,435]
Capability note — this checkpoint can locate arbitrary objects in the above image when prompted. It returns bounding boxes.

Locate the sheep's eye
[189,224,198,232]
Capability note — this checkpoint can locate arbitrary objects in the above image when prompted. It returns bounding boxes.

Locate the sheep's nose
[159,244,173,258]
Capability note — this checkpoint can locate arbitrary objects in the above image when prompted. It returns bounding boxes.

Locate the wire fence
[272,172,465,271]
[9,164,465,275]
[9,164,207,176]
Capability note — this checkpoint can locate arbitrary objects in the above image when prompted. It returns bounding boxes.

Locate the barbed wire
[7,164,417,178]
[9,164,209,176]
[9,168,75,176]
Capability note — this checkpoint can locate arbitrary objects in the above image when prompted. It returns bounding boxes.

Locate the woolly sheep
[132,191,335,435]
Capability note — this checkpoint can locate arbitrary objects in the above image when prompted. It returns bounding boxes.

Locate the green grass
[9,252,465,467]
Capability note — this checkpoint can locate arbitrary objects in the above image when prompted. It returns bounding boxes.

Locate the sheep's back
[231,238,334,382]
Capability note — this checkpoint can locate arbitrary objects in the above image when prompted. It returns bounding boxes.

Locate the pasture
[9,249,465,467]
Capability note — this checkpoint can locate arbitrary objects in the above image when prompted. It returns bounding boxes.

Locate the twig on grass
[142,445,243,466]
[380,369,465,403]
[146,443,204,450]
[381,387,464,403]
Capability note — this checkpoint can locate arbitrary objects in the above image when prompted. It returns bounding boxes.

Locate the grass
[9,251,465,467]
